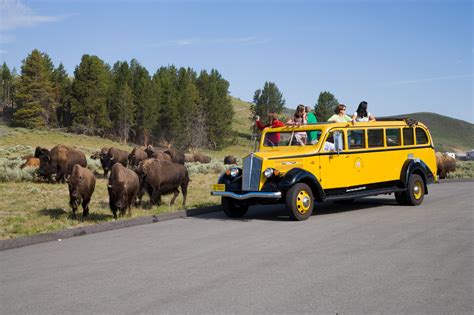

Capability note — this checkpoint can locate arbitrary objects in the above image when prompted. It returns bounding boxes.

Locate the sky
[0,0,472,122]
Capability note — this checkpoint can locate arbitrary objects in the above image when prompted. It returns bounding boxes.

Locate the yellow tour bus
[211,119,437,221]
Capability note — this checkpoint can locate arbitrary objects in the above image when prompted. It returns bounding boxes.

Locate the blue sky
[1,0,472,122]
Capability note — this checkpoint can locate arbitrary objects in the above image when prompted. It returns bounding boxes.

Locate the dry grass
[0,173,220,240]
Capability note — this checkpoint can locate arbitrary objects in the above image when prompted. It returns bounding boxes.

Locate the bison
[164,148,185,165]
[184,153,195,163]
[107,163,140,219]
[100,147,129,177]
[436,152,456,179]
[193,153,211,164]
[90,147,109,160]
[135,159,189,206]
[128,147,148,167]
[224,155,237,165]
[66,164,96,218]
[38,145,87,183]
[20,157,40,169]
[144,145,173,162]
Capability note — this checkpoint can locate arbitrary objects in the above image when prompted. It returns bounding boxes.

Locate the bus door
[319,129,355,189]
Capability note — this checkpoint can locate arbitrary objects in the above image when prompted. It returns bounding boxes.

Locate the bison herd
[26,144,237,219]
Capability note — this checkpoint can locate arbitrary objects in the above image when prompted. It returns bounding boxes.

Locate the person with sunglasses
[328,104,351,123]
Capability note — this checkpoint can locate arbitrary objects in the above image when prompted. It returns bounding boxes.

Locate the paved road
[1,182,472,314]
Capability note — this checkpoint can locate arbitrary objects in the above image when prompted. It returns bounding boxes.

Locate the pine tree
[176,67,200,149]
[52,63,72,127]
[251,81,285,119]
[115,83,135,143]
[152,66,180,146]
[13,49,57,128]
[315,91,339,122]
[70,55,111,134]
[197,69,234,149]
[0,63,14,107]
[129,59,153,144]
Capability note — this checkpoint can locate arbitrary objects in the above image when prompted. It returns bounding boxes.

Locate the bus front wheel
[286,183,314,221]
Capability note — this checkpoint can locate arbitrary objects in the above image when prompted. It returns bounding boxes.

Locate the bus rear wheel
[396,174,425,206]
[221,197,249,218]
[286,183,314,221]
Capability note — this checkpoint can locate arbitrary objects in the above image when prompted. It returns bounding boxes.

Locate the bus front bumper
[211,191,282,200]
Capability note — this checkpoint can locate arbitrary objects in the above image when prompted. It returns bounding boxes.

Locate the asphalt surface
[1,182,472,314]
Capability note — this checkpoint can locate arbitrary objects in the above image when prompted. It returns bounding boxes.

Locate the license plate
[212,184,225,191]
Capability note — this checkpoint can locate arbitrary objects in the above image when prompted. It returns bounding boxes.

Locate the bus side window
[368,129,384,148]
[415,127,428,145]
[324,130,345,152]
[386,128,401,146]
[348,130,366,149]
[403,128,414,145]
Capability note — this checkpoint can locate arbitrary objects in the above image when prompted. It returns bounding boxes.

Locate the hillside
[228,98,473,154]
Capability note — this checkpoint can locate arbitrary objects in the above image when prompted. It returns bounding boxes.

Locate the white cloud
[0,0,67,30]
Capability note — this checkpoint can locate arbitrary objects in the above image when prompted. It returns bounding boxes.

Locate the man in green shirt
[305,106,319,144]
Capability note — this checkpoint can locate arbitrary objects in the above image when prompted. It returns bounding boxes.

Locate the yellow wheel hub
[296,190,311,214]
[413,181,423,200]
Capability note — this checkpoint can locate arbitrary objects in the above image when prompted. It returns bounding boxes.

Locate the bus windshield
[262,129,322,147]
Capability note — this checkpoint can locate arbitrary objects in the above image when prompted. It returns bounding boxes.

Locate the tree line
[0,49,234,150]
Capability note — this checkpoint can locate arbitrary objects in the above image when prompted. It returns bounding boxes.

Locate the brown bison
[224,155,237,165]
[135,159,189,206]
[20,157,40,169]
[128,147,148,167]
[66,164,96,218]
[90,147,109,160]
[436,152,456,179]
[164,148,185,165]
[100,147,129,177]
[193,153,211,164]
[107,163,140,219]
[184,153,195,163]
[144,145,173,162]
[37,145,87,183]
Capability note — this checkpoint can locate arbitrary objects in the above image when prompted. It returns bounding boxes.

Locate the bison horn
[107,184,112,188]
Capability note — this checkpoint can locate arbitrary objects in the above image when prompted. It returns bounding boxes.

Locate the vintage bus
[211,119,437,220]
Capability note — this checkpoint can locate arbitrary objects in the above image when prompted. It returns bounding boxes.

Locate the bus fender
[400,159,435,193]
[218,168,243,192]
[279,168,326,201]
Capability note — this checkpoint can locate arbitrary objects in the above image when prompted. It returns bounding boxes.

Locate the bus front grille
[242,154,262,191]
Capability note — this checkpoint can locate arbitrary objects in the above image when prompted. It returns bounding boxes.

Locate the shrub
[0,158,37,182]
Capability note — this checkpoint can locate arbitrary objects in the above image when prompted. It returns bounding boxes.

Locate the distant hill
[381,112,473,153]
[228,98,473,154]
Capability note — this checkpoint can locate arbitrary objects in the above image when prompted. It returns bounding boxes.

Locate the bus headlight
[227,167,239,177]
[264,168,274,178]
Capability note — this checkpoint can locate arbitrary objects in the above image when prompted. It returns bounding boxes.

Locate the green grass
[445,160,474,179]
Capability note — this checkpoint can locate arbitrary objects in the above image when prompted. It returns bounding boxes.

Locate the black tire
[221,197,249,218]
[406,174,425,206]
[395,191,409,205]
[396,174,425,206]
[332,199,355,205]
[286,183,314,221]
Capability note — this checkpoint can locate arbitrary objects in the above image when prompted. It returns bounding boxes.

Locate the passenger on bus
[328,104,351,123]
[327,105,350,151]
[305,106,319,144]
[256,112,285,146]
[352,101,375,123]
[287,105,307,145]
